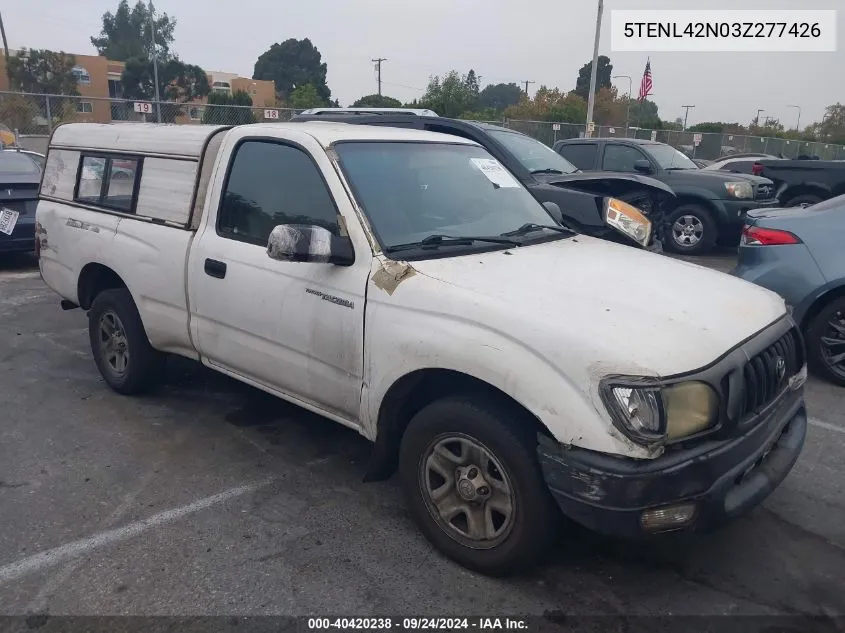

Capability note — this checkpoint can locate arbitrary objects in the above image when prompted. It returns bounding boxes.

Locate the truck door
[188,128,372,424]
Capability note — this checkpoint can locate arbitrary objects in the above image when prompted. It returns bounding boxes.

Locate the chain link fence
[0,91,303,137]
[494,119,845,161]
[3,91,844,161]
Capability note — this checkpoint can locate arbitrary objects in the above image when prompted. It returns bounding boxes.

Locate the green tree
[351,94,402,108]
[464,69,480,103]
[574,55,612,99]
[629,99,660,128]
[477,83,523,112]
[121,57,209,121]
[419,70,478,118]
[202,90,256,125]
[91,0,176,62]
[253,39,331,102]
[8,49,79,94]
[288,84,326,109]
[816,103,845,143]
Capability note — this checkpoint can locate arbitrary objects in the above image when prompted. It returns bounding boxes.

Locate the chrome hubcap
[419,434,515,549]
[672,215,704,247]
[99,310,130,374]
[821,310,845,379]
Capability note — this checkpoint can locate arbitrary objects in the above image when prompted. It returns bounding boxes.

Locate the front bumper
[538,387,806,538]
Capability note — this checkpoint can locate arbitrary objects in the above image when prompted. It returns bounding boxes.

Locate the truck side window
[217,141,340,247]
[557,144,597,170]
[75,154,140,213]
[602,145,645,172]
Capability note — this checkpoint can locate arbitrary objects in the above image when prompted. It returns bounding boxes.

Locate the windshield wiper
[501,223,577,237]
[385,234,521,253]
[665,166,694,171]
[530,168,564,175]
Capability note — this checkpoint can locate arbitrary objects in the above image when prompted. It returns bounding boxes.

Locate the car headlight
[604,198,652,248]
[725,181,754,199]
[601,379,718,445]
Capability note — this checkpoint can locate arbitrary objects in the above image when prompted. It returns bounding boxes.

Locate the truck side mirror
[542,201,564,224]
[633,160,653,174]
[266,224,355,266]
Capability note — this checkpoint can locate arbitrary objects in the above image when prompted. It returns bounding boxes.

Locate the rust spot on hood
[372,259,417,295]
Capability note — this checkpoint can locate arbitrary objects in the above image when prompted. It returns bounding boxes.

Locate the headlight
[604,198,652,248]
[601,380,718,445]
[724,181,754,199]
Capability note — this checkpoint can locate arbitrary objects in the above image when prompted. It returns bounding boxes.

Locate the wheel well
[781,185,829,205]
[77,263,127,310]
[363,369,553,482]
[800,285,845,332]
[670,195,717,217]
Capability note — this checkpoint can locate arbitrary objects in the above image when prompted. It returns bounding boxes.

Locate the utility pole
[0,9,11,87]
[148,1,161,123]
[755,108,765,128]
[371,58,387,97]
[584,0,604,138]
[681,105,695,131]
[521,80,535,96]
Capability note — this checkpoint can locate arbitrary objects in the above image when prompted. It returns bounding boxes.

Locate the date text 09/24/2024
[307,618,528,630]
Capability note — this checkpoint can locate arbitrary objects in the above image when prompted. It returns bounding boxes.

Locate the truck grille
[755,183,775,201]
[740,327,803,417]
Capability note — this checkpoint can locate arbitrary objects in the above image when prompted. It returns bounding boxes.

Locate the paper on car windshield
[0,208,19,236]
[470,158,520,188]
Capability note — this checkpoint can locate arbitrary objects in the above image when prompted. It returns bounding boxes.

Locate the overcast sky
[4,0,842,126]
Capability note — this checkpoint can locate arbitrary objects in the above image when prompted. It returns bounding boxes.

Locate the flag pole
[584,0,604,138]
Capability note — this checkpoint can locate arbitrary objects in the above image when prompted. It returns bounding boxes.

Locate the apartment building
[0,51,276,124]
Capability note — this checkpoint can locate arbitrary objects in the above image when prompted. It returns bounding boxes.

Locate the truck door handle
[204,258,227,279]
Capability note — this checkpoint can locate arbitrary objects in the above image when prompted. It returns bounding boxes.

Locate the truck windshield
[486,129,579,175]
[334,141,569,253]
[644,144,699,170]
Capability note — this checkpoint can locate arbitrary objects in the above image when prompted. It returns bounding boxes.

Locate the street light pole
[584,0,604,138]
[148,1,162,123]
[613,75,632,137]
[755,108,765,128]
[787,105,801,131]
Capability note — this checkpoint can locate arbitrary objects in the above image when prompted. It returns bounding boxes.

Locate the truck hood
[664,169,772,187]
[406,236,786,379]
[535,170,676,197]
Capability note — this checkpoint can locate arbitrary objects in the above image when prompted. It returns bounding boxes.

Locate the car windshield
[334,141,568,253]
[486,129,579,175]
[0,151,42,175]
[643,144,699,170]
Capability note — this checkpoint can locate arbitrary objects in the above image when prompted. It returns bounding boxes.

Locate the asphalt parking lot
[1,251,844,620]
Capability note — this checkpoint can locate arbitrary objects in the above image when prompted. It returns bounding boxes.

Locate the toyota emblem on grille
[776,357,786,381]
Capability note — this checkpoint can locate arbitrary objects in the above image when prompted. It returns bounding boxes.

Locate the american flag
[638,59,653,102]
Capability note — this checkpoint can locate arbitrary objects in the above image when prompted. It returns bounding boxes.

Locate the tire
[664,204,718,255]
[88,288,165,394]
[784,194,823,208]
[398,394,561,576]
[806,297,845,387]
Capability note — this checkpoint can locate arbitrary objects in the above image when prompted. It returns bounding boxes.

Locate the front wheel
[398,395,560,576]
[784,194,823,208]
[664,204,718,255]
[806,297,845,387]
[88,288,165,394]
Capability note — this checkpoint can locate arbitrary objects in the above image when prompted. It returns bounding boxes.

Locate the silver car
[734,194,845,385]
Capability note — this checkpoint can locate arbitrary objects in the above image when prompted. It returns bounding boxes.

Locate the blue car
[0,150,42,254]
[734,194,845,386]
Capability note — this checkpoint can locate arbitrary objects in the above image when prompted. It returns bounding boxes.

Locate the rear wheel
[665,204,717,255]
[806,297,845,387]
[398,395,560,576]
[88,288,165,394]
[784,194,823,207]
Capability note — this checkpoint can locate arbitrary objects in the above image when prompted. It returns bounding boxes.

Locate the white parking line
[0,271,40,281]
[0,478,275,585]
[809,417,845,435]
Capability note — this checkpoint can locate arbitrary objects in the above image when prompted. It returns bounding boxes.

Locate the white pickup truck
[36,122,808,575]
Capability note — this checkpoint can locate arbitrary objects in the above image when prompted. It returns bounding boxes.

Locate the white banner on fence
[133,102,153,114]
[264,109,280,120]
